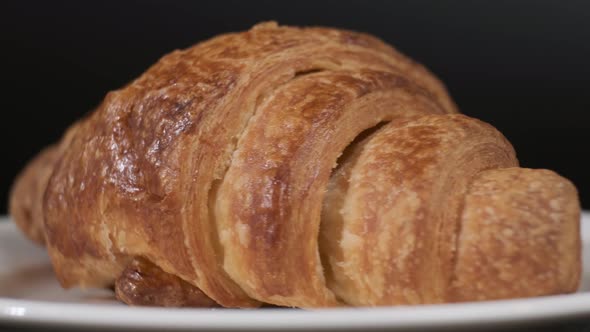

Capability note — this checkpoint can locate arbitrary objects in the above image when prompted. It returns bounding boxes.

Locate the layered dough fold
[10,22,580,308]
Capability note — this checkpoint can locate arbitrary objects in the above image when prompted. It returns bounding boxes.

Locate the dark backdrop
[1,0,589,213]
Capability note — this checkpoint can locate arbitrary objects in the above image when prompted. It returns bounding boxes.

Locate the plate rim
[1,212,590,330]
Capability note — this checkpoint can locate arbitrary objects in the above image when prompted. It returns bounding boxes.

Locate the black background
[1,0,589,213]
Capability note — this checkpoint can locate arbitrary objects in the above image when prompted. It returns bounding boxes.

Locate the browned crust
[451,168,581,301]
[10,122,81,245]
[9,22,581,308]
[321,114,519,305]
[9,145,58,245]
[38,21,456,307]
[215,69,449,307]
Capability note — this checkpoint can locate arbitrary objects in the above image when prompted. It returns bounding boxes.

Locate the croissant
[9,22,581,308]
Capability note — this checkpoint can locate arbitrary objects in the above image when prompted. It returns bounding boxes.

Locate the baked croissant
[9,22,581,308]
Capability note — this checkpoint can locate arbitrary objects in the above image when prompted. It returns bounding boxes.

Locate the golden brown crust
[40,21,456,307]
[10,122,80,245]
[9,145,58,245]
[321,114,519,305]
[9,22,581,308]
[215,70,449,307]
[451,168,581,301]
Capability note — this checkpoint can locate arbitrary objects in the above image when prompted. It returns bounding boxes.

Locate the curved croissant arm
[322,114,579,305]
[10,145,58,245]
[9,122,80,246]
[9,22,580,308]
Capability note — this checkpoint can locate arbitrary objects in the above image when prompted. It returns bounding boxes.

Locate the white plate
[1,213,590,331]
